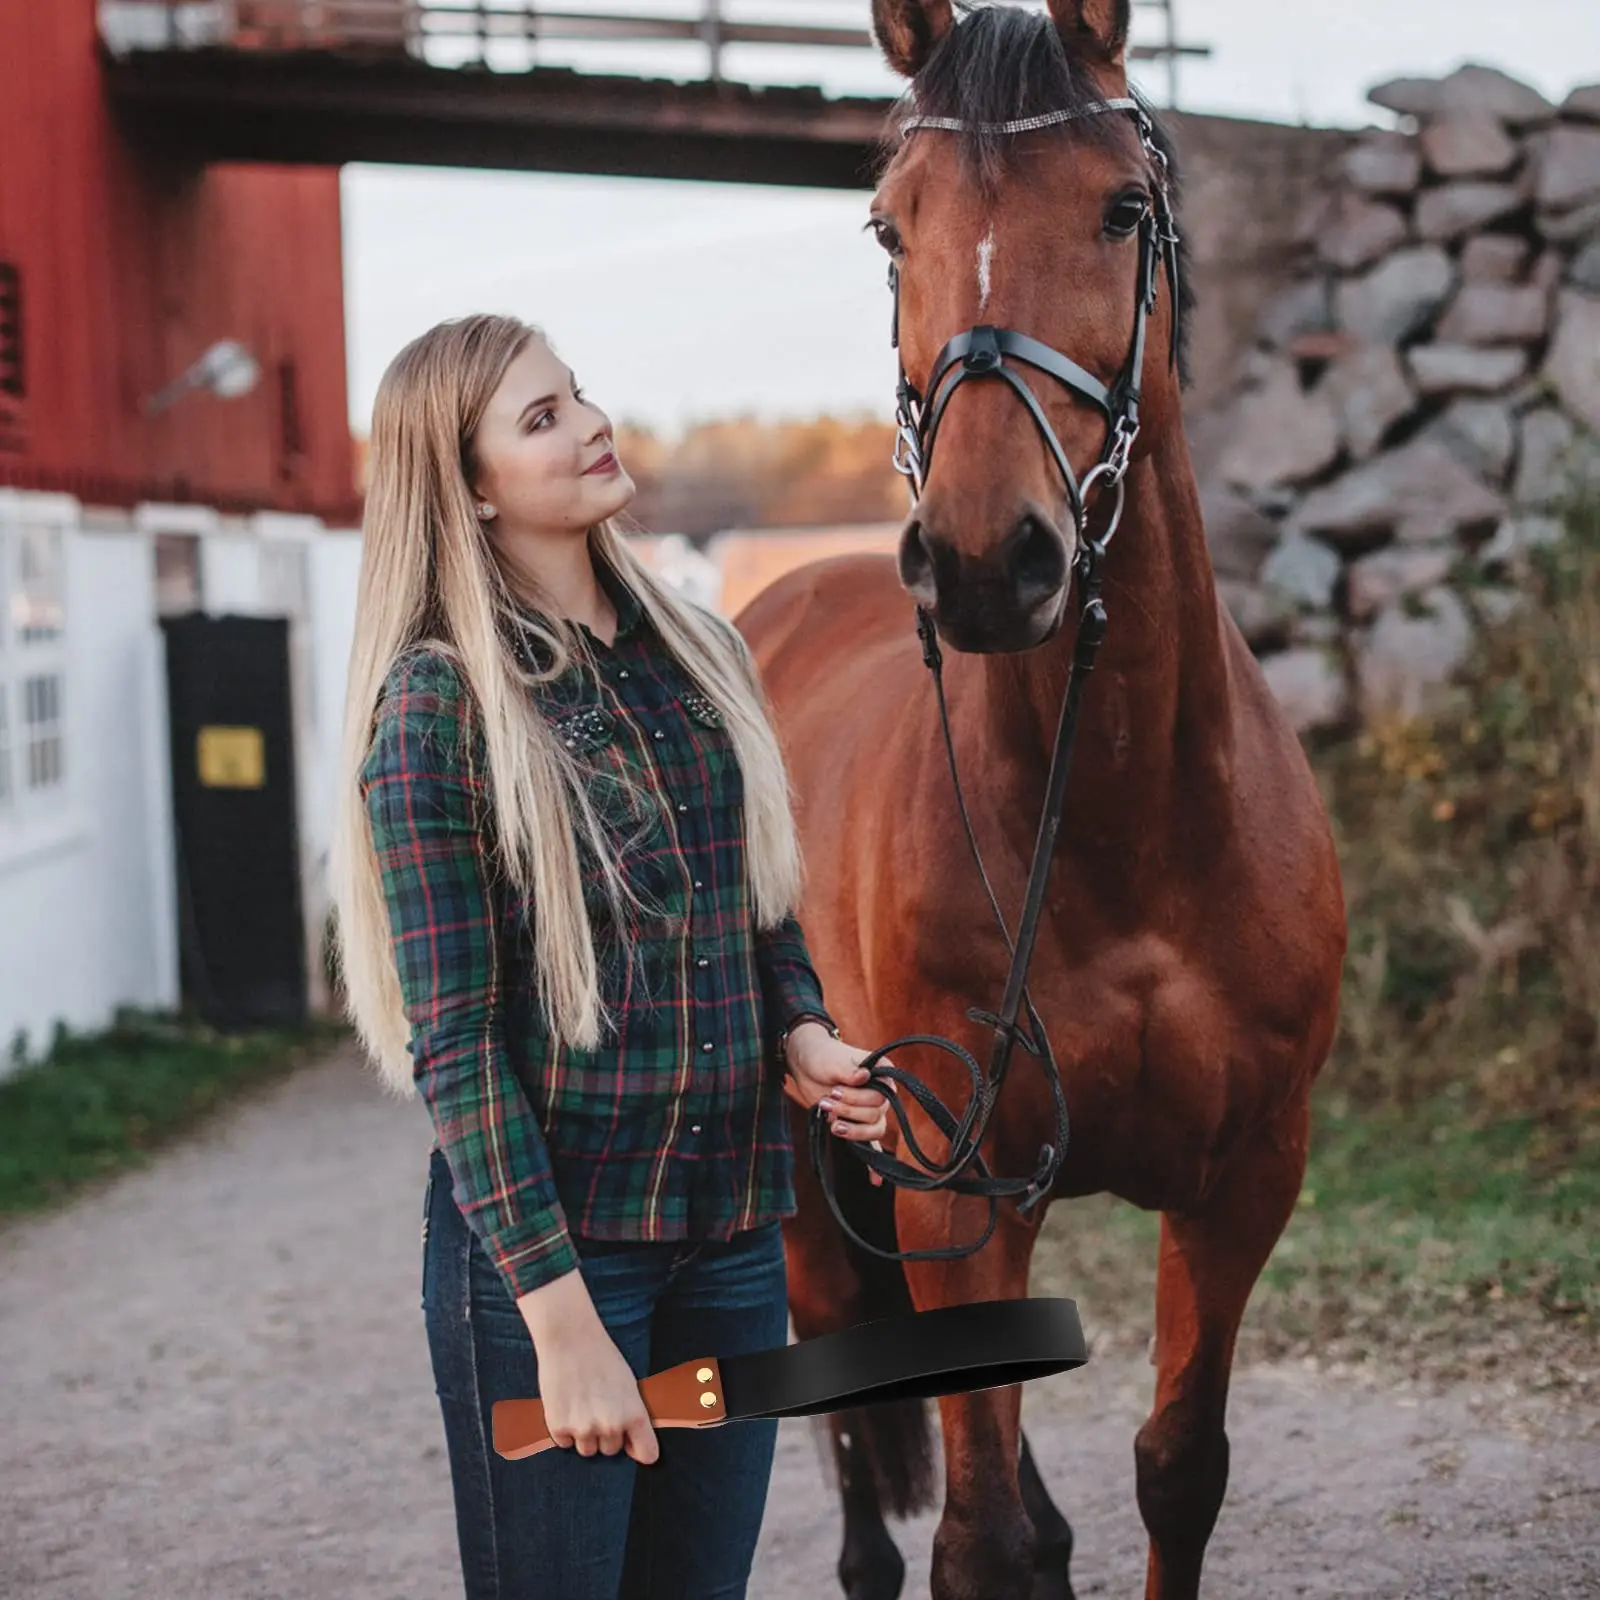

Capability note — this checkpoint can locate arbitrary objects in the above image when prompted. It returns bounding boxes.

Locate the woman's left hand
[781,1023,895,1187]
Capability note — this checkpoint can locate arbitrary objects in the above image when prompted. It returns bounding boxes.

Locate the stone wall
[1164,112,1358,417]
[1194,65,1600,733]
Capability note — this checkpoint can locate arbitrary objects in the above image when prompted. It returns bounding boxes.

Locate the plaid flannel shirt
[360,552,837,1300]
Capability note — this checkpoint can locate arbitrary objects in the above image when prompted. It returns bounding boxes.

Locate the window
[0,498,69,821]
[154,531,203,616]
[0,261,24,456]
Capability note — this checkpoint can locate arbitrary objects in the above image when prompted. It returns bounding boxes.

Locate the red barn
[0,0,355,518]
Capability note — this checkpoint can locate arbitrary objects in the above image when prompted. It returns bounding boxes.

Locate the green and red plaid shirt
[360,552,836,1299]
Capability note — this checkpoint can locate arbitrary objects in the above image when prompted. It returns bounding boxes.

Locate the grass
[0,1007,349,1220]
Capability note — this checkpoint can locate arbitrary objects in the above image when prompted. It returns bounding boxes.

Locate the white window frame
[0,491,82,871]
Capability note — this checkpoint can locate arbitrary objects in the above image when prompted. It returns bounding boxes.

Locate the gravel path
[3,1043,1595,1599]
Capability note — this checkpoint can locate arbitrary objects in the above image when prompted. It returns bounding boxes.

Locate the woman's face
[469,337,635,551]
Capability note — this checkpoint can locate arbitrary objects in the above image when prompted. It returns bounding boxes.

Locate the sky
[340,0,1600,438]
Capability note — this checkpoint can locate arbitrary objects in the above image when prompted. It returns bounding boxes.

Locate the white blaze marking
[976,225,995,311]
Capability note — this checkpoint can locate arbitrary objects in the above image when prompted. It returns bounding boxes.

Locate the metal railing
[99,1,1210,102]
[99,1,877,82]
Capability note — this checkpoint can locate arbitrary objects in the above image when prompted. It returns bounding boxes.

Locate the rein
[806,96,1182,1263]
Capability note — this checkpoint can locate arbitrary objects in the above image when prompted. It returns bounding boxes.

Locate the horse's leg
[1019,1427,1075,1597]
[786,1104,938,1600]
[1134,1089,1311,1600]
[899,1184,1048,1600]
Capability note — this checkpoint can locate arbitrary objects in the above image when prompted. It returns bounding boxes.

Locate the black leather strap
[717,1296,1086,1420]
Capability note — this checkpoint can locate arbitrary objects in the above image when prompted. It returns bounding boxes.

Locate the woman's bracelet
[777,1013,840,1067]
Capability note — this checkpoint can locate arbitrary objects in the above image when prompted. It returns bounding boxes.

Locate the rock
[1512,407,1576,506]
[1294,614,1344,646]
[1477,512,1566,572]
[1355,586,1476,721]
[1563,84,1600,123]
[1217,360,1343,492]
[1315,195,1410,272]
[1408,343,1529,395]
[1261,647,1350,733]
[1415,180,1528,241]
[1434,282,1551,344]
[1472,587,1526,627]
[1200,483,1281,581]
[1317,344,1417,459]
[1420,113,1520,178]
[1570,238,1600,293]
[1538,198,1600,242]
[1544,289,1600,434]
[1345,547,1458,622]
[1335,246,1456,345]
[1291,436,1507,548]
[1261,529,1342,609]
[1530,250,1564,294]
[1368,64,1554,126]
[1343,131,1423,196]
[1291,187,1341,251]
[1217,578,1297,649]
[1459,234,1531,282]
[1529,125,1600,211]
[1259,277,1336,349]
[1424,398,1517,484]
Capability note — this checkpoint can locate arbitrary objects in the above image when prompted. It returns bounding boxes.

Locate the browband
[899,96,1142,137]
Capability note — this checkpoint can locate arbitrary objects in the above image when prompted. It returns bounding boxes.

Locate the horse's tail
[815,1144,940,1519]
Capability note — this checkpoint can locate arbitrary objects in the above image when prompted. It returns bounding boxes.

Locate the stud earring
[476,502,496,521]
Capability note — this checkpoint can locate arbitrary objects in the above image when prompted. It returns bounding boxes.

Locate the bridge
[97,1,1211,188]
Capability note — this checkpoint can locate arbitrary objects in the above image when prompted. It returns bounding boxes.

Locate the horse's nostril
[1010,512,1069,602]
[898,520,934,589]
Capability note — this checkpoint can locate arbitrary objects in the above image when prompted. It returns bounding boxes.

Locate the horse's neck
[984,433,1233,852]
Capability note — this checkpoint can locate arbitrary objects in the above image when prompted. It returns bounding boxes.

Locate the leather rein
[806,95,1182,1262]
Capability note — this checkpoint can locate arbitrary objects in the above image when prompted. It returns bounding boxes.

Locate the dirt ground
[2,1042,1595,1599]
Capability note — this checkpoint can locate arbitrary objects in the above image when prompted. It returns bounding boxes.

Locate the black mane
[879,2,1195,385]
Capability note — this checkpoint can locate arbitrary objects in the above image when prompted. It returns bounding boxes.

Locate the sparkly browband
[898,96,1142,137]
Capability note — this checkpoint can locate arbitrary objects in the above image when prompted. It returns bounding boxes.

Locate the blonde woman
[328,314,891,1600]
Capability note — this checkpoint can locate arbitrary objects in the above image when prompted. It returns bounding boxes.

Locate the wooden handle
[492,1355,728,1460]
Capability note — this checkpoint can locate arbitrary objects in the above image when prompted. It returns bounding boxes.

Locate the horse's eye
[868,217,904,257]
[1103,192,1149,239]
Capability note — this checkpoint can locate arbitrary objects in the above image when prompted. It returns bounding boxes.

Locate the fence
[99,1,878,81]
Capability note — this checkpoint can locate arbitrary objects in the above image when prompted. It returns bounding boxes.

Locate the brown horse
[732,3,1347,1597]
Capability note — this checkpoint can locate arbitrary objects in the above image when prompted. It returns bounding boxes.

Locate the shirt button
[677,803,688,813]
[696,958,709,968]
[693,879,703,889]
[690,1123,702,1134]
[653,729,665,741]
[619,669,630,679]
[701,1041,714,1053]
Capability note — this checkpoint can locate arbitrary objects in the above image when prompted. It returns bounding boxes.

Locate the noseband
[805,95,1182,1263]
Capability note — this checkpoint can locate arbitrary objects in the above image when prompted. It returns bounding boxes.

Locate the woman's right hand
[517,1269,660,1464]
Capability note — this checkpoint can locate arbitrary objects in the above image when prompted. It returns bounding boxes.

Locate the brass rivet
[699,1392,717,1409]
[696,1366,713,1382]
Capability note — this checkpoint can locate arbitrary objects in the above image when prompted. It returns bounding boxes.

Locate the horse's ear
[1047,0,1131,67]
[870,0,954,78]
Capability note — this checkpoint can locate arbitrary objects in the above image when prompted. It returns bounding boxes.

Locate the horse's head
[870,0,1190,654]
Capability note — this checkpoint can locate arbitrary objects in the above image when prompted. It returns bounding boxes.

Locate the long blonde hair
[328,314,806,1099]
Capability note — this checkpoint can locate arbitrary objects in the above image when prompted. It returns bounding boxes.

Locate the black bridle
[806,96,1182,1262]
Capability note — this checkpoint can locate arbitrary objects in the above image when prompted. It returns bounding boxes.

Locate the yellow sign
[196,725,266,790]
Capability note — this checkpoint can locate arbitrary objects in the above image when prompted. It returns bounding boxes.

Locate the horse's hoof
[839,1535,906,1600]
[1030,1537,1076,1600]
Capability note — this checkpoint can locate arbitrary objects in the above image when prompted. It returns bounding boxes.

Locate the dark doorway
[161,614,307,1029]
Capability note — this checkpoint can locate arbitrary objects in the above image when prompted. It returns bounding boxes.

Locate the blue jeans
[420,1145,789,1600]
